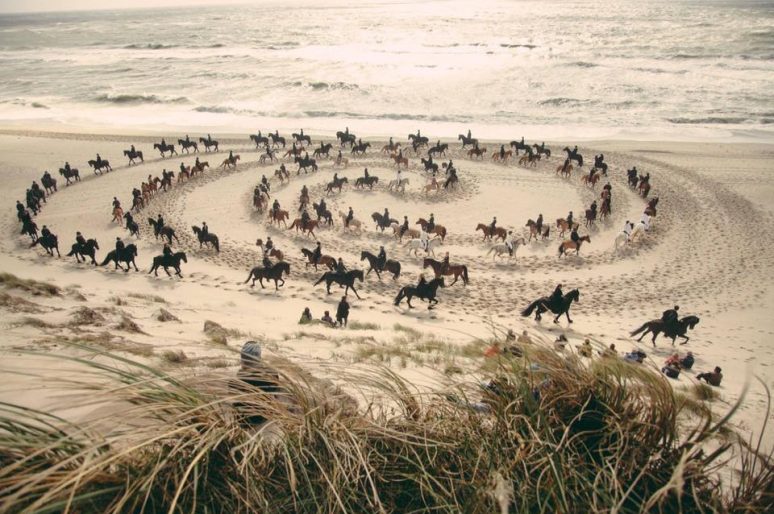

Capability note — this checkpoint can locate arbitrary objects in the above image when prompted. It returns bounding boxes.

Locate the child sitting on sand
[680,351,695,370]
[299,307,313,325]
[578,339,593,358]
[624,349,647,364]
[321,310,336,327]
[697,366,723,387]
[601,343,617,358]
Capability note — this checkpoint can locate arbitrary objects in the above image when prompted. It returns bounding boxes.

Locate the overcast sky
[0,0,249,13]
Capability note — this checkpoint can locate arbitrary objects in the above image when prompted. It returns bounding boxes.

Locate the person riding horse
[570,227,580,245]
[499,145,505,160]
[444,167,457,188]
[566,211,574,229]
[334,257,347,276]
[420,228,430,251]
[162,243,172,258]
[75,231,86,248]
[623,220,634,240]
[336,150,342,163]
[64,161,72,173]
[399,215,409,238]
[467,129,472,140]
[427,214,435,234]
[536,213,544,234]
[345,207,354,227]
[180,162,187,175]
[312,241,322,265]
[440,252,450,274]
[201,221,208,236]
[363,167,369,179]
[376,246,387,271]
[301,209,311,230]
[272,199,280,217]
[261,174,269,190]
[549,284,564,311]
[383,208,390,226]
[40,225,51,240]
[157,213,165,230]
[505,230,515,255]
[115,236,125,256]
[489,217,497,235]
[228,150,234,163]
[662,305,680,335]
[15,200,25,220]
[262,253,273,270]
[590,201,597,219]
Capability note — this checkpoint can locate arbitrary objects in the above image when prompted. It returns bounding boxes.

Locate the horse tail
[99,253,112,266]
[393,262,401,279]
[558,243,565,257]
[394,287,406,306]
[213,237,220,252]
[244,269,254,284]
[313,273,327,286]
[462,265,469,285]
[630,323,650,337]
[521,300,540,317]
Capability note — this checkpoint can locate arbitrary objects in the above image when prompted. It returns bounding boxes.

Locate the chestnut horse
[558,235,591,257]
[423,257,469,286]
[416,218,447,241]
[475,223,507,241]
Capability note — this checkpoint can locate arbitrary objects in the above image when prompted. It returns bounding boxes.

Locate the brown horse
[556,218,579,238]
[177,167,191,183]
[519,153,540,167]
[392,154,408,169]
[584,208,596,228]
[382,142,400,153]
[558,235,591,257]
[525,219,550,241]
[556,162,573,177]
[492,150,513,163]
[288,219,318,239]
[269,209,289,227]
[639,181,651,198]
[301,248,336,270]
[220,154,240,169]
[475,223,507,241]
[599,199,610,220]
[644,197,659,217]
[582,172,600,188]
[467,146,487,159]
[392,224,419,242]
[191,161,209,176]
[423,258,469,286]
[416,218,447,241]
[112,206,124,225]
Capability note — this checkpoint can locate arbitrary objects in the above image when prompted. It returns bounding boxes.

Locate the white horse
[388,178,409,193]
[486,238,526,260]
[338,211,363,234]
[404,237,442,257]
[613,223,646,249]
[333,156,349,168]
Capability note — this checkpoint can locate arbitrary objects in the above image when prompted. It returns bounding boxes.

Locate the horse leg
[259,278,265,289]
[679,335,689,345]
[565,310,572,324]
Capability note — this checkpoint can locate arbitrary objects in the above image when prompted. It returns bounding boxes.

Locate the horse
[20,220,38,241]
[405,238,441,256]
[41,174,57,194]
[177,168,190,183]
[627,169,639,188]
[269,209,289,227]
[467,146,487,159]
[518,153,540,167]
[382,141,400,154]
[338,133,356,147]
[147,218,179,244]
[355,176,379,190]
[275,166,290,184]
[521,289,580,324]
[525,220,550,241]
[556,162,573,178]
[292,133,312,146]
[124,149,144,165]
[199,137,219,152]
[154,142,177,157]
[408,134,429,147]
[584,208,596,228]
[159,172,174,191]
[192,225,220,252]
[558,235,591,257]
[423,257,469,286]
[259,151,276,164]
[124,212,140,237]
[178,139,198,153]
[338,212,363,233]
[486,238,527,260]
[283,146,304,159]
[295,156,318,174]
[149,251,187,278]
[639,181,651,198]
[326,177,348,194]
[313,143,333,158]
[30,234,60,257]
[458,134,478,148]
[421,157,439,173]
[582,172,601,188]
[312,203,333,226]
[510,139,530,155]
[391,224,419,242]
[613,224,646,250]
[269,133,286,148]
[371,212,398,232]
[416,218,447,241]
[351,142,371,155]
[388,178,409,193]
[220,154,240,169]
[645,197,659,217]
[250,134,270,148]
[476,223,507,241]
[301,248,336,270]
[394,277,445,309]
[88,159,112,174]
[428,143,448,158]
[333,156,349,168]
[423,178,440,194]
[288,219,319,239]
[255,239,284,261]
[532,144,551,158]
[562,147,583,167]
[492,150,513,163]
[314,269,364,299]
[591,157,608,176]
[631,315,700,347]
[555,218,579,238]
[191,161,209,176]
[244,262,290,291]
[361,251,401,280]
[67,238,99,265]
[100,244,139,272]
[393,154,409,169]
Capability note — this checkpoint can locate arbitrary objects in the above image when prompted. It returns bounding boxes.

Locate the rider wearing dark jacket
[75,232,86,247]
[426,214,435,233]
[335,257,347,274]
[489,216,497,234]
[566,211,574,228]
[376,246,387,270]
[570,228,580,244]
[264,237,273,251]
[441,252,450,274]
[536,214,543,233]
[399,215,409,237]
[157,214,164,229]
[262,254,273,269]
[549,284,563,310]
[312,242,322,264]
[661,305,680,334]
[41,225,52,240]
[163,243,173,258]
[201,221,208,236]
[336,296,350,327]
[345,207,353,227]
[115,237,125,254]
[301,209,311,229]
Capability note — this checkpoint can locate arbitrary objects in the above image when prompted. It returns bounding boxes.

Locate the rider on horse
[201,221,208,236]
[590,201,597,219]
[570,227,580,245]
[262,253,273,270]
[536,213,543,234]
[623,220,634,240]
[157,213,164,230]
[301,209,311,230]
[427,213,435,234]
[264,236,274,252]
[311,242,322,265]
[420,228,430,252]
[319,198,327,214]
[228,150,234,162]
[399,215,409,238]
[376,246,387,271]
[75,231,86,248]
[115,236,125,256]
[499,145,505,160]
[180,162,186,174]
[489,216,497,235]
[163,243,172,258]
[382,207,390,227]
[64,161,72,173]
[549,284,563,311]
[335,257,347,275]
[440,252,450,274]
[272,199,280,217]
[662,305,680,335]
[566,211,574,229]
[505,231,515,255]
[345,207,354,227]
[364,167,369,179]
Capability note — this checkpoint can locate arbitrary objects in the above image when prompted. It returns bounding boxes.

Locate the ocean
[0,0,772,141]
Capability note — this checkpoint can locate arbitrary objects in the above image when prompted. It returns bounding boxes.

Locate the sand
[0,127,772,446]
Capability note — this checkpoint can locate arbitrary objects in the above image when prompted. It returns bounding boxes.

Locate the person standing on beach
[336,296,350,327]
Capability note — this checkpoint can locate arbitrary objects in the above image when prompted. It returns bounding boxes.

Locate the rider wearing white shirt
[640,212,651,231]
[505,230,515,255]
[419,228,429,251]
[623,220,634,240]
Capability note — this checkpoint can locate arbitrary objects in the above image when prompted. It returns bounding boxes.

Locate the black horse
[250,133,269,148]
[510,139,530,155]
[292,133,312,146]
[30,234,60,257]
[336,131,356,146]
[41,174,57,194]
[421,158,439,173]
[313,202,333,225]
[458,134,478,148]
[243,262,290,290]
[269,133,286,148]
[124,149,144,164]
[371,212,397,232]
[20,219,38,241]
[355,176,379,190]
[88,159,112,174]
[192,225,220,252]
[154,142,177,157]
[295,156,318,174]
[314,269,364,299]
[394,277,445,309]
[124,213,140,237]
[428,143,448,158]
[351,142,371,155]
[532,144,551,158]
[631,315,700,347]
[149,251,187,277]
[325,177,348,194]
[361,251,401,280]
[178,139,198,153]
[100,244,139,272]
[67,238,99,265]
[563,147,583,167]
[197,137,218,152]
[148,218,179,244]
[59,167,80,185]
[313,143,333,158]
[521,289,580,324]
[592,155,608,175]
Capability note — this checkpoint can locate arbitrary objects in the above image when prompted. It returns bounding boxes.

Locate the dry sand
[0,127,772,446]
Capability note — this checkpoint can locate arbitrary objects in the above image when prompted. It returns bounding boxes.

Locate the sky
[0,0,247,13]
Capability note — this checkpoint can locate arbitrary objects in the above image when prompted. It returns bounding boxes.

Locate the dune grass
[0,272,60,296]
[0,343,771,513]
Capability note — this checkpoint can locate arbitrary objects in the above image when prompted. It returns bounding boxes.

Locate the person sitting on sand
[697,366,723,387]
[579,339,593,358]
[662,362,681,379]
[336,296,350,327]
[602,343,617,358]
[234,340,281,425]
[321,310,336,327]
[299,307,313,324]
[624,349,647,364]
[553,334,568,351]
[664,353,681,369]
[681,351,695,370]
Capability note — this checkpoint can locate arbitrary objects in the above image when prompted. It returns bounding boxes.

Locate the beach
[1,126,772,448]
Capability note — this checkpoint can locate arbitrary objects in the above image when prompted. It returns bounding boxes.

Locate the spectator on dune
[336,296,350,327]
[299,307,313,325]
[579,339,593,358]
[697,366,723,387]
[321,310,336,327]
[680,351,695,370]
